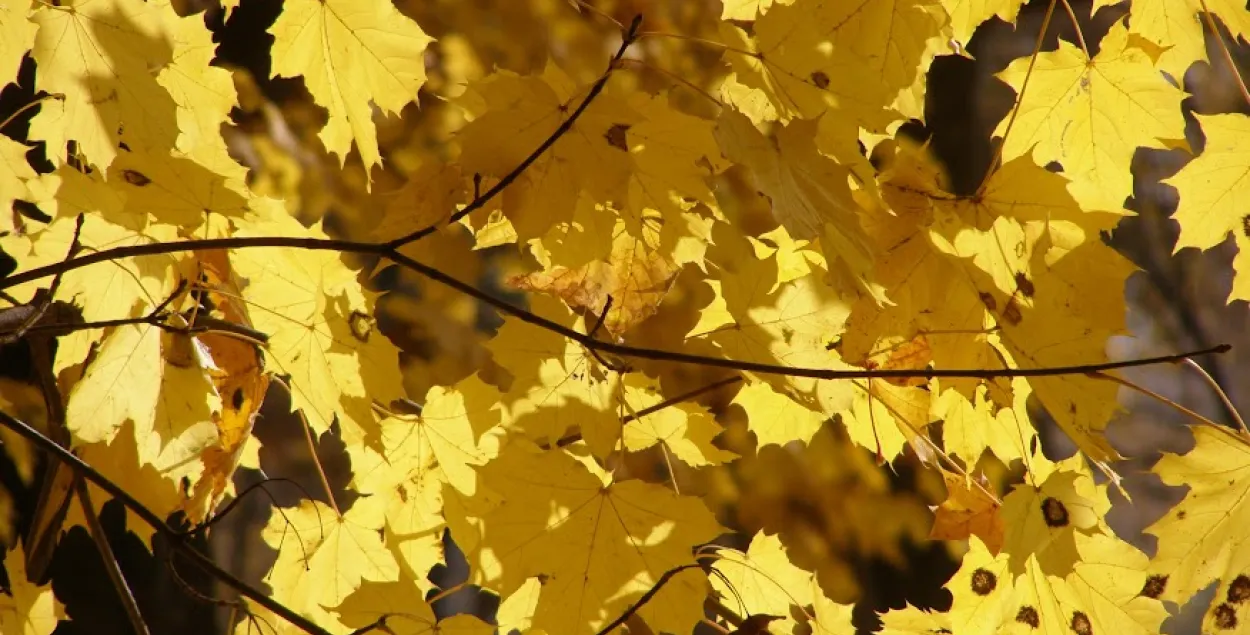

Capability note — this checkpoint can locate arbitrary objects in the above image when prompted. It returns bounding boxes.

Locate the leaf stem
[1057,0,1090,59]
[1197,0,1250,108]
[1180,358,1250,438]
[976,0,1059,197]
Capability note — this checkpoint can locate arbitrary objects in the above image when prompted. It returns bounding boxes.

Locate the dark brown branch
[383,14,644,248]
[0,410,334,635]
[0,233,1231,381]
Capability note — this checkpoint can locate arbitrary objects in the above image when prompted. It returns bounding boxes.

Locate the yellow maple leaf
[878,604,949,635]
[0,546,64,635]
[1145,425,1250,606]
[1130,0,1250,81]
[929,469,1004,553]
[730,381,826,447]
[715,112,883,303]
[0,136,38,236]
[621,376,737,467]
[993,20,1187,210]
[336,579,494,635]
[352,382,498,583]
[948,533,1165,635]
[269,0,433,181]
[711,533,814,620]
[28,0,180,168]
[0,2,35,88]
[230,212,404,442]
[262,498,399,629]
[941,0,1025,49]
[720,0,795,20]
[721,0,944,127]
[448,441,724,635]
[1166,113,1250,302]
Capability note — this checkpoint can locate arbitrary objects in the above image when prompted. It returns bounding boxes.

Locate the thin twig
[0,93,63,134]
[1180,359,1249,437]
[976,0,1059,196]
[1197,0,1250,107]
[75,479,152,635]
[385,14,644,248]
[1057,0,1090,58]
[273,377,341,516]
[555,376,743,447]
[0,410,334,635]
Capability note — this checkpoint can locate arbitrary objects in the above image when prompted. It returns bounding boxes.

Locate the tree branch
[0,410,334,635]
[0,233,1231,381]
[594,564,704,635]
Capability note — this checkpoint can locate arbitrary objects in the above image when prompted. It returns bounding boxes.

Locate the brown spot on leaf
[1016,606,1039,628]
[1213,603,1238,630]
[1140,574,1167,599]
[604,123,631,151]
[1229,575,1250,604]
[1242,215,1250,238]
[1069,611,1092,635]
[970,568,996,595]
[978,292,997,312]
[231,387,245,411]
[122,169,151,186]
[1042,497,1069,528]
[810,71,830,89]
[1015,272,1035,298]
[1001,298,1023,325]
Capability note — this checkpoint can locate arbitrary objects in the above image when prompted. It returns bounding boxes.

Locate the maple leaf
[335,579,494,635]
[351,381,498,583]
[621,376,737,467]
[721,0,945,127]
[730,380,826,447]
[715,111,883,303]
[929,469,1004,553]
[230,210,404,442]
[268,0,434,181]
[1166,113,1250,303]
[711,533,814,620]
[28,0,180,169]
[262,498,399,629]
[993,20,1187,210]
[447,441,724,635]
[0,135,39,236]
[0,546,64,635]
[1129,0,1250,81]
[1144,425,1250,608]
[0,2,35,89]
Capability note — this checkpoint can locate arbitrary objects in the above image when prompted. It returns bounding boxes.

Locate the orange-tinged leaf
[268,0,434,181]
[929,470,1004,553]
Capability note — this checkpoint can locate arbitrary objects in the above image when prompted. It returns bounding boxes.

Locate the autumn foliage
[1,0,1250,634]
